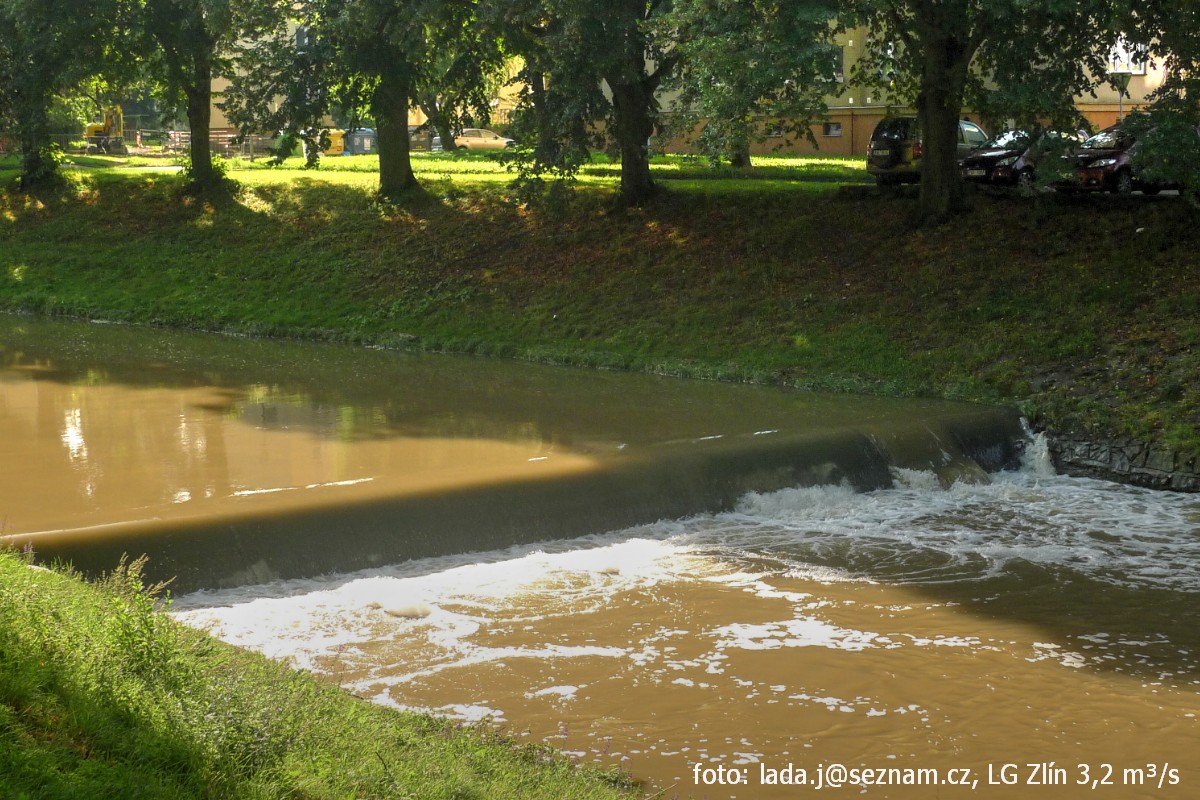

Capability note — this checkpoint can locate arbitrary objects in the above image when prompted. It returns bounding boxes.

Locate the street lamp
[1107,38,1144,123]
[1111,71,1131,122]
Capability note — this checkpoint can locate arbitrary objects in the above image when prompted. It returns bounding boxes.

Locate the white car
[453,128,515,150]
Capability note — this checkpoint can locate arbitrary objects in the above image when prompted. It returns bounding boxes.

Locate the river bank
[0,551,636,798]
[1,158,1197,490]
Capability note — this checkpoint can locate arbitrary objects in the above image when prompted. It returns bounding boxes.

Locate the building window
[822,122,843,137]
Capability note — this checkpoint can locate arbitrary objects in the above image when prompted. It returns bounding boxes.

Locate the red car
[1063,126,1173,194]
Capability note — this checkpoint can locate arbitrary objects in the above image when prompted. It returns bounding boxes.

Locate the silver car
[453,128,515,150]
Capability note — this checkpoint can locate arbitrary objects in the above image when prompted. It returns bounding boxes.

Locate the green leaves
[661,0,841,165]
[0,0,125,187]
[495,0,677,205]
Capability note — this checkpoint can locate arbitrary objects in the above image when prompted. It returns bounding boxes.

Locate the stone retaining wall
[1046,434,1200,492]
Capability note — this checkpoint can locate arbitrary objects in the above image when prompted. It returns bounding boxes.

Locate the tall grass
[0,551,636,800]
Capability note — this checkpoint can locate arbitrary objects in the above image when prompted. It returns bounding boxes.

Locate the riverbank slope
[1,160,1197,489]
[0,551,635,799]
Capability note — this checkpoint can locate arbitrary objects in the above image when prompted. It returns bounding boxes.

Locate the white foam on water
[526,685,582,701]
[173,535,701,673]
[173,436,1200,690]
[386,701,506,723]
[719,444,1200,591]
[711,618,884,652]
[1019,426,1058,477]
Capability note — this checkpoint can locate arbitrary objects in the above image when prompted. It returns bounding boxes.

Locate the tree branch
[883,0,917,51]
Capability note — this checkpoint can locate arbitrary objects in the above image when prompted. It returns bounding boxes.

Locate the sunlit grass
[5,148,872,192]
[208,151,871,194]
[234,168,382,190]
[667,178,848,193]
[60,153,176,169]
[227,150,870,183]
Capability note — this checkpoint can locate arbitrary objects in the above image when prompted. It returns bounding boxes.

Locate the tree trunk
[915,26,973,225]
[17,96,53,188]
[433,117,456,153]
[727,139,752,169]
[19,143,46,187]
[528,71,554,154]
[19,125,47,188]
[185,77,215,188]
[608,79,656,207]
[417,98,455,152]
[916,92,961,225]
[374,67,418,198]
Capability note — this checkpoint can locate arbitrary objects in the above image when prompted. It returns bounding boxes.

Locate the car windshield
[1041,130,1081,143]
[1081,129,1130,149]
[1024,129,1081,155]
[984,131,1030,149]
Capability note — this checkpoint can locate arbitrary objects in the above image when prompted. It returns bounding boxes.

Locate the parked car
[453,128,515,150]
[1061,125,1171,194]
[866,116,989,185]
[961,129,1087,187]
[960,130,1032,185]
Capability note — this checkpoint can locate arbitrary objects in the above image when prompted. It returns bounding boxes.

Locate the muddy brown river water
[173,468,1200,799]
[3,316,1199,798]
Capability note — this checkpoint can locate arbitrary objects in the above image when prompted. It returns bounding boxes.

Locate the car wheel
[1114,170,1134,195]
[1016,169,1036,192]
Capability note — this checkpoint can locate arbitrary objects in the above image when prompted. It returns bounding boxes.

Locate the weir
[1,316,1024,592]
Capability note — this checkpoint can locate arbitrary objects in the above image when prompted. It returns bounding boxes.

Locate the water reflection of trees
[0,314,952,450]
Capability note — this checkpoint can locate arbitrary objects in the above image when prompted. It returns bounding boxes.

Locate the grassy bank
[1,152,1197,456]
[0,551,635,799]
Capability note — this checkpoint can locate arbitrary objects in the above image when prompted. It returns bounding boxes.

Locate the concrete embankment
[12,404,1024,593]
[1,314,1029,592]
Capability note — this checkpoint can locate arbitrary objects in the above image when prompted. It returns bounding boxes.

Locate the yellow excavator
[84,106,128,155]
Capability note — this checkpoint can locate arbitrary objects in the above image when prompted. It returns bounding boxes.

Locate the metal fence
[37,130,281,160]
[10,122,511,161]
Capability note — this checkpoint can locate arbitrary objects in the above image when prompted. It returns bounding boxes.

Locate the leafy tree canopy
[0,0,131,186]
[137,0,281,190]
[224,0,502,198]
[660,0,841,167]
[1115,2,1200,196]
[497,0,676,206]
